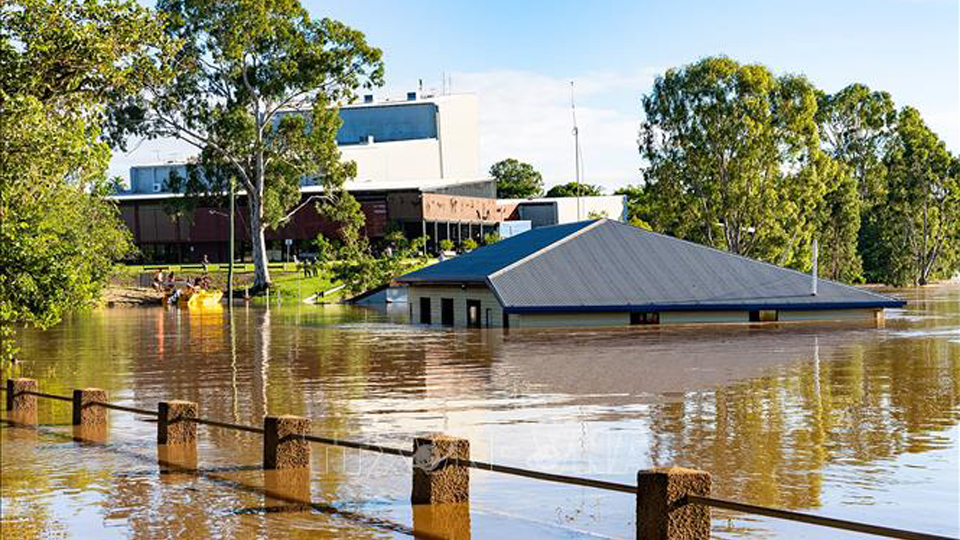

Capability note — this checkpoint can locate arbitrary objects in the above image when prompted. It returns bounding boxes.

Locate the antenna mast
[571,81,582,220]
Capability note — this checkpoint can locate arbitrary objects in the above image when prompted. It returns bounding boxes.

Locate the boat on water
[162,283,223,308]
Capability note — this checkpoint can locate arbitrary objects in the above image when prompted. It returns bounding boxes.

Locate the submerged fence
[3,378,955,540]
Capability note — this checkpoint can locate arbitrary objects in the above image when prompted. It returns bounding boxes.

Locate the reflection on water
[2,286,958,539]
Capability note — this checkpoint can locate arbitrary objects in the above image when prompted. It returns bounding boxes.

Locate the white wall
[436,94,480,180]
[553,195,627,223]
[341,139,441,182]
[340,94,480,185]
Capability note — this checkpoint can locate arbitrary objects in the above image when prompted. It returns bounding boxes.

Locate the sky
[115,0,959,192]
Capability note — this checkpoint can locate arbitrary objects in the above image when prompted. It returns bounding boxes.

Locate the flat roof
[109,177,494,201]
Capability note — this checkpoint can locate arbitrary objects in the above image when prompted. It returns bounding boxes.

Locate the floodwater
[2,285,958,540]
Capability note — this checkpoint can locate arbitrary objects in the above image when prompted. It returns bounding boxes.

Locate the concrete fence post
[6,378,37,413]
[263,415,310,470]
[158,400,198,445]
[637,467,712,540]
[411,434,470,504]
[72,388,108,426]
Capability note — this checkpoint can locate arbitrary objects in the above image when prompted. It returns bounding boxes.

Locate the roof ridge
[488,219,605,280]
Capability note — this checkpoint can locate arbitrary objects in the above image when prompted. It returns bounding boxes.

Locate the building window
[420,297,432,324]
[630,312,660,325]
[466,300,481,328]
[441,298,454,326]
[749,310,779,322]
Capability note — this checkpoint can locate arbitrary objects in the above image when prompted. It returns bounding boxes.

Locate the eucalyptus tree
[816,84,898,281]
[870,108,958,285]
[114,1,384,290]
[1,0,165,362]
[639,56,830,269]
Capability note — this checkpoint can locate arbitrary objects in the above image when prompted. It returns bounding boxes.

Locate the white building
[127,92,483,194]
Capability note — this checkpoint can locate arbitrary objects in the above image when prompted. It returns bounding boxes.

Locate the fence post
[411,434,470,504]
[637,467,711,540]
[6,378,37,413]
[72,388,108,426]
[263,415,310,470]
[158,400,198,445]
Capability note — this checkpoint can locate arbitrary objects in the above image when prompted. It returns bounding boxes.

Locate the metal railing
[2,383,955,540]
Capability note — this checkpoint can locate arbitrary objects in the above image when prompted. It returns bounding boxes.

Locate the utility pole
[227,176,235,309]
[571,81,582,221]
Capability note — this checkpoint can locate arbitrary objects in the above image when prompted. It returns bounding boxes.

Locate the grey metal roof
[398,219,905,312]
[398,220,595,283]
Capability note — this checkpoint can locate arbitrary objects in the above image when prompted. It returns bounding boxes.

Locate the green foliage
[864,108,959,285]
[114,0,384,289]
[546,182,603,198]
[615,185,654,230]
[330,226,428,296]
[640,56,837,271]
[439,239,455,252]
[0,0,159,361]
[462,238,479,251]
[313,234,334,264]
[483,231,501,245]
[490,158,544,198]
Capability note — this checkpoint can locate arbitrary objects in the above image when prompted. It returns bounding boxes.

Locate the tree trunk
[249,194,271,291]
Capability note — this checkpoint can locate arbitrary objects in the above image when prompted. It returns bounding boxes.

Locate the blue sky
[116,0,958,191]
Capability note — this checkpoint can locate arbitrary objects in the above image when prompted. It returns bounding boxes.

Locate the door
[419,297,432,324]
[441,298,454,326]
[466,300,481,328]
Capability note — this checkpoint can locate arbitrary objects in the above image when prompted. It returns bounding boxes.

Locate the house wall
[779,309,878,322]
[408,284,504,327]
[512,312,630,328]
[660,311,749,324]
[507,308,880,328]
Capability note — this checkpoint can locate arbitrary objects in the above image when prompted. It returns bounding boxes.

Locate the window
[466,300,481,328]
[630,312,660,325]
[749,310,779,322]
[419,297,432,324]
[441,298,454,326]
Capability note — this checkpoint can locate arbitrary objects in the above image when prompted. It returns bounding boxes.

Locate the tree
[113,0,384,291]
[614,185,653,230]
[1,0,163,361]
[640,56,827,269]
[867,108,958,285]
[545,182,603,198]
[816,83,897,282]
[490,158,544,198]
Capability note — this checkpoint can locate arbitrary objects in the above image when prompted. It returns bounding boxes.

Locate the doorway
[441,298,454,326]
[419,297,432,324]
[466,300,481,328]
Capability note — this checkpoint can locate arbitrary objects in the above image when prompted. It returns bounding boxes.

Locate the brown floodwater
[2,285,958,539]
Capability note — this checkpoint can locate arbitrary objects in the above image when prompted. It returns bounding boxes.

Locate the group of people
[299,260,321,277]
[152,269,214,304]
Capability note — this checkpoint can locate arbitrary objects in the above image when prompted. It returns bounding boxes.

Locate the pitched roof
[397,219,905,312]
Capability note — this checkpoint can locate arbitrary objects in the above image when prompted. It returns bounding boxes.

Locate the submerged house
[396,219,904,328]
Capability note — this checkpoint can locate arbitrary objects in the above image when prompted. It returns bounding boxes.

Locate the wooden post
[72,388,107,426]
[411,434,469,504]
[637,467,711,540]
[158,400,198,445]
[263,415,310,470]
[6,378,37,413]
